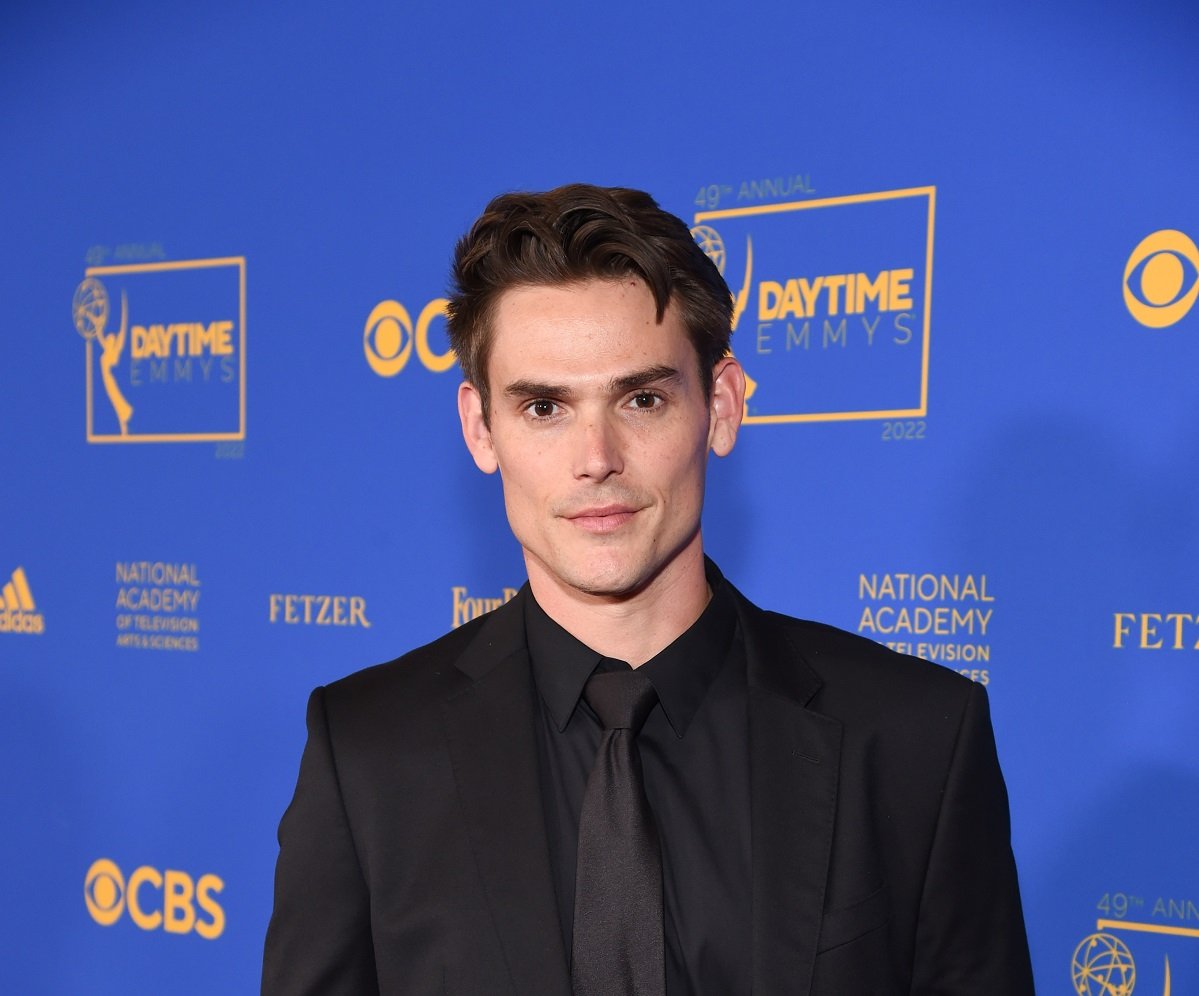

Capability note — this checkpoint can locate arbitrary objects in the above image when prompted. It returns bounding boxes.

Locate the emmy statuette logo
[71,257,246,444]
[692,188,934,425]
[73,278,134,435]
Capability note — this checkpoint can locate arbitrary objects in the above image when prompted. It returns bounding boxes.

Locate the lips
[564,504,640,534]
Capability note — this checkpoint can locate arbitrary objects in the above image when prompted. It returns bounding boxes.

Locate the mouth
[564,504,640,535]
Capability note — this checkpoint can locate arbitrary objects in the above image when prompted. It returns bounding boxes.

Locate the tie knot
[583,669,658,733]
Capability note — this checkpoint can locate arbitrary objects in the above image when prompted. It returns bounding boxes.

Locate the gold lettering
[452,586,470,629]
[1140,613,1163,649]
[797,276,823,316]
[349,596,370,628]
[194,874,225,940]
[127,866,163,931]
[853,271,888,312]
[889,268,914,310]
[162,870,195,934]
[823,274,847,315]
[758,281,783,320]
[415,299,455,372]
[1164,612,1192,649]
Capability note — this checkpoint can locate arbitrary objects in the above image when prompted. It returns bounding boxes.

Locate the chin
[558,555,659,599]
[568,574,644,598]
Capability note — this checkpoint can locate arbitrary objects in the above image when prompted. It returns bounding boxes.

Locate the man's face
[458,277,743,602]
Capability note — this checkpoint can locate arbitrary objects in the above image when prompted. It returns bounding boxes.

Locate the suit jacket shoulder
[733,587,977,724]
[263,586,567,995]
[317,586,529,742]
[729,586,1033,994]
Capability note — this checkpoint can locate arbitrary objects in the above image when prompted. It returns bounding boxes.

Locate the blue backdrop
[3,0,1198,991]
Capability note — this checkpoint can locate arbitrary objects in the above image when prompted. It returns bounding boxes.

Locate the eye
[524,399,560,418]
[627,391,663,410]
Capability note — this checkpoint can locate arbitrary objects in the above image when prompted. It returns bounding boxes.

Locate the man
[263,184,1034,994]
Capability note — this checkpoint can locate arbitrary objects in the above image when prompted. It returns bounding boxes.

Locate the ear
[708,356,745,457]
[458,381,499,474]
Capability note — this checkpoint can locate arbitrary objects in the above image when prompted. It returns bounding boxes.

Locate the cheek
[495,450,552,516]
[648,457,707,522]
[658,433,709,486]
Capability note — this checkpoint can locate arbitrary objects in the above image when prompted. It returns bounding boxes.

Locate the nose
[573,413,624,481]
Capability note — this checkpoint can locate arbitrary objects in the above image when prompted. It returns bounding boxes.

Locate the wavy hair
[446,184,733,419]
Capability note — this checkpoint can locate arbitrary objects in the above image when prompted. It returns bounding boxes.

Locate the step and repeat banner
[3,1,1197,991]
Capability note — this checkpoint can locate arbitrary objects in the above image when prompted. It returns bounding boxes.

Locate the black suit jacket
[263,581,1034,994]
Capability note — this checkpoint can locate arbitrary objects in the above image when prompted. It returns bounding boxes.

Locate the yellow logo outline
[695,186,935,425]
[80,257,247,444]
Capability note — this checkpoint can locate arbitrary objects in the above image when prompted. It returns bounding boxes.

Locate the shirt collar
[525,559,737,738]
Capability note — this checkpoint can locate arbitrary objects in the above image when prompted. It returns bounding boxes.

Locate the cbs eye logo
[364,298,456,376]
[1124,230,1199,328]
[84,858,225,939]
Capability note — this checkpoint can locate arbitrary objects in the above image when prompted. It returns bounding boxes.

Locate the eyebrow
[503,364,681,401]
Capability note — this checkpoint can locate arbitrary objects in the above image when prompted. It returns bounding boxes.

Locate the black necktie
[571,667,665,996]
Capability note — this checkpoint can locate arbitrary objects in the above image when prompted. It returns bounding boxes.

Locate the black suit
[263,580,1033,994]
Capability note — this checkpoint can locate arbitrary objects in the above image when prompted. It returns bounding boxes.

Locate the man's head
[446,184,733,421]
[449,185,745,607]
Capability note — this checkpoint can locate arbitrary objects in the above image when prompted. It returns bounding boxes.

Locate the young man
[263,185,1034,994]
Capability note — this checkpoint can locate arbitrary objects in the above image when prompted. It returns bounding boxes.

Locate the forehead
[488,278,693,377]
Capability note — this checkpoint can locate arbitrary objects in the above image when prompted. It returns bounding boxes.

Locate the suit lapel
[441,579,841,994]
[441,590,571,995]
[737,593,843,996]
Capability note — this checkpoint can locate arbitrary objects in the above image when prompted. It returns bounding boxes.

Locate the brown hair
[446,184,733,418]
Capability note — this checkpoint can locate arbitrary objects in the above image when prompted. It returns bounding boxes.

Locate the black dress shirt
[525,563,751,996]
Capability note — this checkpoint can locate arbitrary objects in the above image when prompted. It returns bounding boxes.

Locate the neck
[525,541,711,667]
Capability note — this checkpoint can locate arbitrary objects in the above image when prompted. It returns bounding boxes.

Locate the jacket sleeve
[910,682,1036,994]
[262,687,379,995]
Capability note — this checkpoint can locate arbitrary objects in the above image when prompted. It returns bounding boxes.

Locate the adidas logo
[0,567,45,634]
